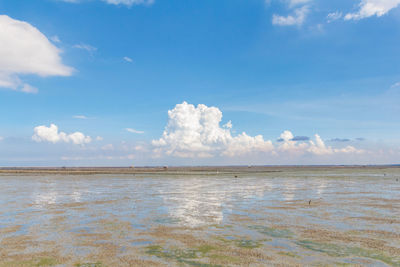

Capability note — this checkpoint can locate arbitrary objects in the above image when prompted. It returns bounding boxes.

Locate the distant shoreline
[0,165,399,175]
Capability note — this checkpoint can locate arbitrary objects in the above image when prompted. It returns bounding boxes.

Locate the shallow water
[1,168,400,266]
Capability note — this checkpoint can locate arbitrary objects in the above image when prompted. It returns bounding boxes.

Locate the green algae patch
[249,225,293,238]
[197,244,216,255]
[180,261,221,267]
[145,245,221,267]
[278,251,299,258]
[146,245,197,259]
[296,240,400,267]
[210,224,232,229]
[333,262,357,267]
[212,235,264,249]
[35,258,58,266]
[235,239,262,249]
[213,236,231,243]
[209,254,241,265]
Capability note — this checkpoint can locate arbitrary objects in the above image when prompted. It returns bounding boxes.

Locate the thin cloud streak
[126,128,144,134]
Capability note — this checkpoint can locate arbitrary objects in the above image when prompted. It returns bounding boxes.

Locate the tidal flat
[0,166,399,266]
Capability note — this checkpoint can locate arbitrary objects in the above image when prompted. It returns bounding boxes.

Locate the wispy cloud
[327,11,343,22]
[344,0,400,20]
[291,136,310,141]
[123,56,133,62]
[391,82,400,88]
[101,144,114,150]
[50,35,61,43]
[126,128,144,134]
[272,5,309,26]
[73,43,97,54]
[20,84,38,94]
[328,138,351,142]
[59,0,154,6]
[288,0,312,8]
[103,0,154,6]
[73,115,89,119]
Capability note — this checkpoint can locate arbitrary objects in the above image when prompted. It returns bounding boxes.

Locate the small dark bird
[309,200,311,205]
[234,175,238,178]
[397,178,399,182]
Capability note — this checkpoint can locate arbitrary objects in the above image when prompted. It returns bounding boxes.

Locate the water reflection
[34,191,58,206]
[157,179,224,227]
[156,177,276,227]
[282,179,298,201]
[1,172,398,233]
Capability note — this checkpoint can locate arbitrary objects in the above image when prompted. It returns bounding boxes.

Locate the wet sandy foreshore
[0,167,399,266]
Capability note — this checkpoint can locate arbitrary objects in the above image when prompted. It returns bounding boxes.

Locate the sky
[0,0,400,166]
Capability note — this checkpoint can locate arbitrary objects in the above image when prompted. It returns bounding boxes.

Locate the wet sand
[0,166,399,266]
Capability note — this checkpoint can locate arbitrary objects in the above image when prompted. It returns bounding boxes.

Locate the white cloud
[103,0,154,6]
[308,134,365,155]
[280,130,294,142]
[61,154,135,161]
[327,11,343,22]
[32,124,91,145]
[307,134,334,155]
[272,6,309,26]
[288,0,312,7]
[277,131,364,156]
[344,0,400,20]
[0,15,73,92]
[50,35,61,43]
[123,56,133,62]
[20,84,38,94]
[73,115,88,119]
[73,43,97,53]
[0,136,3,141]
[101,144,114,150]
[152,102,274,158]
[126,128,144,134]
[96,136,104,141]
[277,130,308,154]
[223,120,232,129]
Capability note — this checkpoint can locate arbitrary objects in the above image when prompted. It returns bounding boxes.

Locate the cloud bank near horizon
[152,102,364,159]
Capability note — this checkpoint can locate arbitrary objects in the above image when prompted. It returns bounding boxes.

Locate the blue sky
[0,0,399,166]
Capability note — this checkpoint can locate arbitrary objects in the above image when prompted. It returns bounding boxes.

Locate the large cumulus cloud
[152,102,274,158]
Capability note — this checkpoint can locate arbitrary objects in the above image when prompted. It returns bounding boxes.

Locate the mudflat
[0,166,399,266]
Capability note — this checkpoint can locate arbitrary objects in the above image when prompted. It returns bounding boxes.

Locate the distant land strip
[0,165,399,175]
